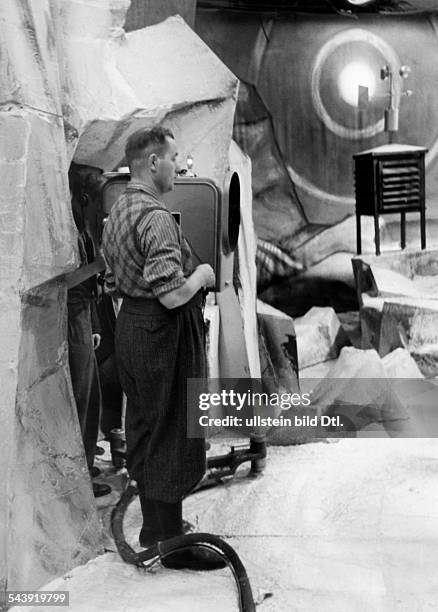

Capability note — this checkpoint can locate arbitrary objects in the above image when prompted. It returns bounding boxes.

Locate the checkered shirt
[102,182,193,298]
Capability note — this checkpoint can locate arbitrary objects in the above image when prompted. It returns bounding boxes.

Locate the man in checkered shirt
[102,127,224,570]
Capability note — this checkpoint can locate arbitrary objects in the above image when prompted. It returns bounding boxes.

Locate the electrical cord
[111,482,256,612]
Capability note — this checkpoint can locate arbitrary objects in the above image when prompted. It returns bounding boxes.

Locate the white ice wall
[0,0,240,596]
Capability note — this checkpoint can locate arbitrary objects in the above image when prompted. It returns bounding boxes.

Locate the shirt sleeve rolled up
[138,210,186,297]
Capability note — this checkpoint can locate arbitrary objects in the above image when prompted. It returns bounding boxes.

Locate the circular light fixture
[333,0,379,9]
[311,28,401,139]
[338,61,376,107]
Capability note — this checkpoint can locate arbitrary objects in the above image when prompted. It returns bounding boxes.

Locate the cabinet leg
[400,212,406,249]
[374,213,380,256]
[356,213,362,255]
[420,209,426,249]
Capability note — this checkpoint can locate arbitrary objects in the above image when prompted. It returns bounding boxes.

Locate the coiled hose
[111,482,256,612]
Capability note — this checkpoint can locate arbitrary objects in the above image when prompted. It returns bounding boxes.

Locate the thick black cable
[111,483,256,612]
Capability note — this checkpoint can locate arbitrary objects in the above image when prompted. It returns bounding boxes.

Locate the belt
[121,291,204,315]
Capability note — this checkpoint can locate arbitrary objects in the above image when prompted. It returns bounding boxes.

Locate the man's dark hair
[125,126,175,167]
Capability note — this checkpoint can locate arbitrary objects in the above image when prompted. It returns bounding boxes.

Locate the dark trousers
[68,301,101,470]
[98,353,123,437]
[115,294,206,503]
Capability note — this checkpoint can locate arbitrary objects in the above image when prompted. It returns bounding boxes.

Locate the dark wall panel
[196,11,438,232]
[125,0,196,31]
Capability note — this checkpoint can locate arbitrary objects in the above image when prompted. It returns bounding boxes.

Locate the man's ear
[148,153,158,173]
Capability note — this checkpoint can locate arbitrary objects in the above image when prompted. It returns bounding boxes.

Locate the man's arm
[140,211,215,308]
[158,264,215,309]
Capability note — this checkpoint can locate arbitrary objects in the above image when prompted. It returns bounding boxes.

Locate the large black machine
[100,165,241,292]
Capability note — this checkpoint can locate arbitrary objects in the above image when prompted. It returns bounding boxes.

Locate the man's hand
[158,264,216,309]
[92,333,101,350]
[196,264,215,289]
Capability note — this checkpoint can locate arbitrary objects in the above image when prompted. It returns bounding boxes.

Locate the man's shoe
[155,499,226,571]
[92,482,112,497]
[139,518,194,548]
[89,466,101,478]
[161,548,226,571]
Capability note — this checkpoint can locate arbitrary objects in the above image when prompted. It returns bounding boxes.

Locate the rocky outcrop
[353,249,438,376]
[0,0,240,594]
[294,306,350,369]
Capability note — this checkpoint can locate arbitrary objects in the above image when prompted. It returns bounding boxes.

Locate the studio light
[347,0,377,5]
[338,61,376,107]
[333,0,379,10]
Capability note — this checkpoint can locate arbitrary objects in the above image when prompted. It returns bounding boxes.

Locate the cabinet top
[354,144,428,158]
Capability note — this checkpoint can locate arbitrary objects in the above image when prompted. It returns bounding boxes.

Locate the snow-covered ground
[15,438,438,611]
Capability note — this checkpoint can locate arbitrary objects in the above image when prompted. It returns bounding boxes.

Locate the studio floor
[13,437,438,612]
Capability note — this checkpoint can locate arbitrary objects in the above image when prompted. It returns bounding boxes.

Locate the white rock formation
[381,347,424,378]
[232,142,259,379]
[379,297,438,376]
[0,0,241,593]
[294,306,349,369]
[354,249,438,375]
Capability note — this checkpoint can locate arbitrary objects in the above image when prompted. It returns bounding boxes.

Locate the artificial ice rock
[294,306,349,369]
[379,298,438,377]
[381,348,424,379]
[308,346,413,437]
[0,0,241,592]
[294,215,383,271]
